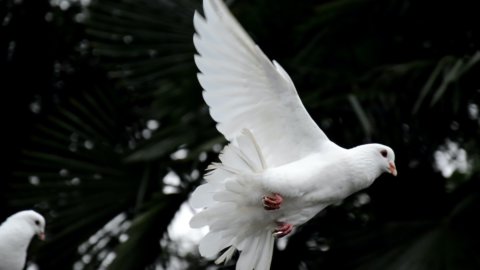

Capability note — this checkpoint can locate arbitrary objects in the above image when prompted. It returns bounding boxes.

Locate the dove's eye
[34,220,40,226]
[380,149,388,158]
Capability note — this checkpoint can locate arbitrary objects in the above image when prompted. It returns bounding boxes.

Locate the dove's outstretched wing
[194,0,330,167]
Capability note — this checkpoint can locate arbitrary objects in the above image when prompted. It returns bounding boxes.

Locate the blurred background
[1,0,480,269]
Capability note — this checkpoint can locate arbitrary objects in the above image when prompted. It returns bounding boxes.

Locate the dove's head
[8,210,46,241]
[370,144,396,176]
[353,144,397,178]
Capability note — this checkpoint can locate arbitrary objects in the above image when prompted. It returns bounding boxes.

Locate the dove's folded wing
[194,0,330,167]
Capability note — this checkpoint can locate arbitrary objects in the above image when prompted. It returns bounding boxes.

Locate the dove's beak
[389,162,397,176]
[38,232,45,241]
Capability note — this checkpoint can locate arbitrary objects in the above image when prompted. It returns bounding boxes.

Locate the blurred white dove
[189,0,397,269]
[0,210,46,270]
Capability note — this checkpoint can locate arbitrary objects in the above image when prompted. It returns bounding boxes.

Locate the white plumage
[193,0,328,167]
[0,210,46,270]
[190,1,397,269]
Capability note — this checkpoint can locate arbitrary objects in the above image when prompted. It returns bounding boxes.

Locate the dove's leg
[262,193,283,210]
[273,222,293,238]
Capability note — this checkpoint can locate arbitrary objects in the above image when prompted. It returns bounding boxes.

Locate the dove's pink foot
[273,222,293,238]
[262,193,283,210]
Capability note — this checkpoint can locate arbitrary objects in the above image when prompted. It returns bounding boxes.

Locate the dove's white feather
[190,130,276,269]
[194,0,331,167]
[0,210,45,270]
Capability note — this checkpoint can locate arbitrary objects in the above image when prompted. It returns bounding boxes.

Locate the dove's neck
[347,145,384,187]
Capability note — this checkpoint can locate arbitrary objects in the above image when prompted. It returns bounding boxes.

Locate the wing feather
[194,0,332,167]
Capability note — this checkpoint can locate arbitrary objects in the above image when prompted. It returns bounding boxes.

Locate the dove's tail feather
[190,129,276,270]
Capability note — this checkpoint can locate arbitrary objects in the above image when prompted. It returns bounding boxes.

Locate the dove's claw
[273,222,293,238]
[262,193,283,210]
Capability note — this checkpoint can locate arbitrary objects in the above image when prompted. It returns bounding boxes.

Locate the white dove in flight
[0,210,46,270]
[189,0,397,269]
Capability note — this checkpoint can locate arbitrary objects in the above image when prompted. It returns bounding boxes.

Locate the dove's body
[190,0,396,269]
[222,143,391,227]
[261,148,367,225]
[0,210,46,270]
[261,157,344,226]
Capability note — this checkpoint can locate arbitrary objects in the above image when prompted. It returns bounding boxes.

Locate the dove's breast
[258,151,361,225]
[261,152,354,197]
